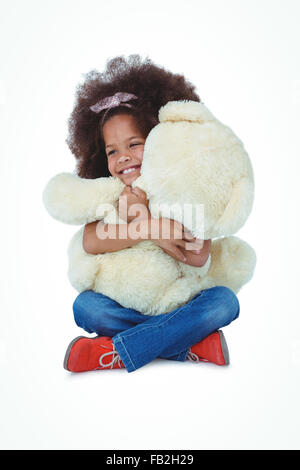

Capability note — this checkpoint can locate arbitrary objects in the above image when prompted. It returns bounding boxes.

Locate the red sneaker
[63,336,125,372]
[187,330,230,366]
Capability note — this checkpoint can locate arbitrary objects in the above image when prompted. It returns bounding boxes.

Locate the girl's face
[102,113,145,186]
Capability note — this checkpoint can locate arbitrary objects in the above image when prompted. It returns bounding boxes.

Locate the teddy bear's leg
[203,236,257,294]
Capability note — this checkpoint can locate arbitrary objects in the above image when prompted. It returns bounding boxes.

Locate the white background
[1,0,300,450]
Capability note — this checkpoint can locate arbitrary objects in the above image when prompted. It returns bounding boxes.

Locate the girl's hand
[149,217,204,263]
[118,186,149,223]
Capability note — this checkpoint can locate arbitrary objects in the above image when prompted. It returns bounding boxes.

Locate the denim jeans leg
[73,290,187,364]
[113,286,240,373]
[73,290,151,337]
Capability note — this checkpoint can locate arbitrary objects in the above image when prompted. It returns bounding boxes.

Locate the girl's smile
[102,113,145,186]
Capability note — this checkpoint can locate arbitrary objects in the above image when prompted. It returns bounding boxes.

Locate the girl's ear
[158,100,215,124]
[43,172,125,225]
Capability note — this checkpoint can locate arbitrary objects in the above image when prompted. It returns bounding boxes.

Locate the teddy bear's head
[132,100,254,239]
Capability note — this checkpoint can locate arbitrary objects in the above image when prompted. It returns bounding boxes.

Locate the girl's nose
[118,155,130,163]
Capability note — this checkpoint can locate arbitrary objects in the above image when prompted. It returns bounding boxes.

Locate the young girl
[63,55,240,373]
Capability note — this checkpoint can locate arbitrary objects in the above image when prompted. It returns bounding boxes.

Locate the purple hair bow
[89,92,138,124]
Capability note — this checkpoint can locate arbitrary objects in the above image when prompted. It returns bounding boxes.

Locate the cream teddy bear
[43,100,256,316]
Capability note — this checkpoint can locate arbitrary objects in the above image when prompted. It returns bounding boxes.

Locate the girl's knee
[193,286,240,328]
[73,290,95,331]
[213,286,240,323]
[72,290,124,336]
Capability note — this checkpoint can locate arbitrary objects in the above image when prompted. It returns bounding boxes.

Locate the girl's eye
[107,143,142,156]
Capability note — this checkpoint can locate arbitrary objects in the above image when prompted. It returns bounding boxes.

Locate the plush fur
[43,100,256,315]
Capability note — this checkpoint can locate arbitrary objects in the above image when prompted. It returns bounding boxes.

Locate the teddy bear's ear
[158,100,215,124]
[213,176,255,237]
[43,172,124,225]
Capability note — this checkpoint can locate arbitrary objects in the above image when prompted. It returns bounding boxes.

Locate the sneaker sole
[218,330,230,365]
[63,336,86,371]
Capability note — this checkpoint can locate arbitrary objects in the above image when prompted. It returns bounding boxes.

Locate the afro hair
[66,54,200,179]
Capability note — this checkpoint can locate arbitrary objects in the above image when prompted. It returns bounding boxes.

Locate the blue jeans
[73,286,240,373]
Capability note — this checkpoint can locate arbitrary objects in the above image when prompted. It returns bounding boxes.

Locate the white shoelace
[98,343,123,369]
[186,349,208,362]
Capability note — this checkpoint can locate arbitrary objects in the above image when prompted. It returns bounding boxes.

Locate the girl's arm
[83,187,211,267]
[148,215,211,267]
[83,217,211,266]
[179,239,211,267]
[82,219,147,254]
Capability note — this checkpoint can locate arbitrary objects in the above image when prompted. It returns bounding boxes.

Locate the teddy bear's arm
[43,172,125,225]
